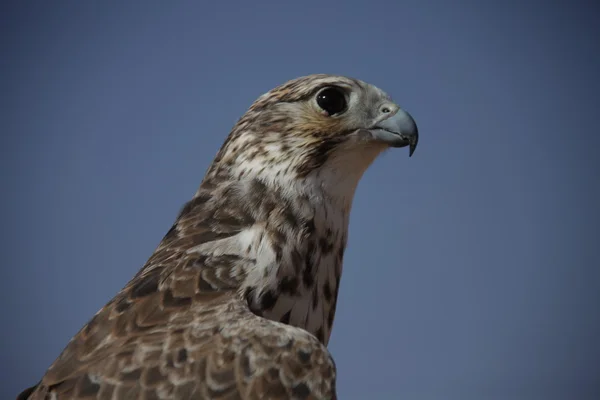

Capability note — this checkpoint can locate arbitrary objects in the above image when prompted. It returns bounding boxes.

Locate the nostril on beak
[379,103,398,116]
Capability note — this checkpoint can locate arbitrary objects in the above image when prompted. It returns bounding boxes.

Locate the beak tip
[408,136,417,157]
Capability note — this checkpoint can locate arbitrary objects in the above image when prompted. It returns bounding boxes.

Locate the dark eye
[316,87,347,116]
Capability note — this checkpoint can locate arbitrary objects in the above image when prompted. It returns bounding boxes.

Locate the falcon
[19,74,418,400]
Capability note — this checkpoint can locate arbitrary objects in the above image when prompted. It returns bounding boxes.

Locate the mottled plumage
[19,74,418,400]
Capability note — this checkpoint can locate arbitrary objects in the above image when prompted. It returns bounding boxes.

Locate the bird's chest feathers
[191,172,355,344]
[241,197,347,345]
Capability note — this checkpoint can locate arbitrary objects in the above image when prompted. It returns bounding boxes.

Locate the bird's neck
[185,144,384,343]
[188,170,353,344]
[203,142,383,215]
[238,180,348,345]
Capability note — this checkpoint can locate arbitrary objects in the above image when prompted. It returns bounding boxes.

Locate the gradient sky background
[1,1,599,399]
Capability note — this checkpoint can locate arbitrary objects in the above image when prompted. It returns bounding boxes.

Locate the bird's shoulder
[24,190,336,399]
[27,290,336,399]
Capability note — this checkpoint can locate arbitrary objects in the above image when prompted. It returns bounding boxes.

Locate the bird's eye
[316,87,347,116]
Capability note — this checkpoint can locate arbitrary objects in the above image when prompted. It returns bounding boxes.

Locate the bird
[18,74,418,400]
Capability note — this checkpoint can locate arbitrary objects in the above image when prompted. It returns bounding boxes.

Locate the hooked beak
[369,108,419,156]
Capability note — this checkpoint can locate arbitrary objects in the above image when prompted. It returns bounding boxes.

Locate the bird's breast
[242,219,346,345]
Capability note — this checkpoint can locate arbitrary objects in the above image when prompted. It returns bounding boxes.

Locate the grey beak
[370,109,419,156]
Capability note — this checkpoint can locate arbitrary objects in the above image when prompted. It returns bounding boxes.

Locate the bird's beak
[369,108,419,156]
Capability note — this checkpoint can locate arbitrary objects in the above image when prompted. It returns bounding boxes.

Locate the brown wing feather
[23,196,337,400]
[27,292,336,399]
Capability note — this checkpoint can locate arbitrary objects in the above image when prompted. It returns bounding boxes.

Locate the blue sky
[1,1,599,399]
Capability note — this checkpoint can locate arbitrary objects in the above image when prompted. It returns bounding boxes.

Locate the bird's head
[205,74,418,206]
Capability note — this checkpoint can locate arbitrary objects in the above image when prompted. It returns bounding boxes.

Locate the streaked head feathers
[207,74,418,186]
